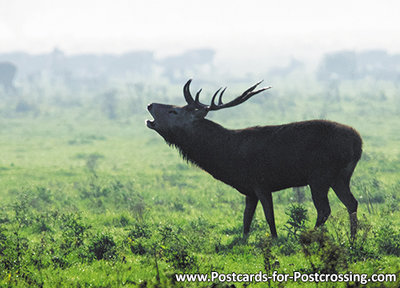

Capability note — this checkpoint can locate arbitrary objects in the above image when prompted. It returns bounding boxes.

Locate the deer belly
[257,166,308,192]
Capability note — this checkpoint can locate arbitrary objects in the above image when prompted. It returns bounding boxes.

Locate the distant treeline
[0,48,215,86]
[317,50,400,82]
[1,48,400,91]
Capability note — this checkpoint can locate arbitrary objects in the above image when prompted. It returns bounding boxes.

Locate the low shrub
[88,232,117,261]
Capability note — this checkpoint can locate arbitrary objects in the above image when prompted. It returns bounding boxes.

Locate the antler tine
[242,80,264,95]
[195,89,202,103]
[183,79,209,109]
[243,86,272,100]
[183,79,195,106]
[218,87,227,105]
[210,87,223,109]
[207,81,271,111]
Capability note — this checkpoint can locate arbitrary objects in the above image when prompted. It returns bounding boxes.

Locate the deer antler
[183,79,271,111]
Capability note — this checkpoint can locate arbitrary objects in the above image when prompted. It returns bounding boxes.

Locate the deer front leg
[350,212,358,240]
[243,195,258,236]
[255,189,277,237]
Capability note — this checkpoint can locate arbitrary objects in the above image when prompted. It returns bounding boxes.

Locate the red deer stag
[146,80,362,238]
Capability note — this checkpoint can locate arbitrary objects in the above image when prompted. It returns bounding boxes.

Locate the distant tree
[357,50,400,81]
[0,62,17,92]
[101,89,118,119]
[317,51,358,81]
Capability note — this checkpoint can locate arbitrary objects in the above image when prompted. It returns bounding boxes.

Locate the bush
[129,222,151,239]
[60,213,90,250]
[162,241,196,271]
[374,222,400,256]
[127,222,152,255]
[157,224,197,271]
[279,238,299,256]
[88,233,117,261]
[284,204,308,240]
[257,234,278,276]
[341,214,378,262]
[299,229,347,274]
[0,229,29,276]
[128,237,148,255]
[113,214,131,227]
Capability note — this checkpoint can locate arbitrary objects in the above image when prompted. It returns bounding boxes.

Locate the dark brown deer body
[146,80,362,238]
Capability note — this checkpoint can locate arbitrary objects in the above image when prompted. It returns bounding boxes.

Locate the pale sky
[1,0,400,69]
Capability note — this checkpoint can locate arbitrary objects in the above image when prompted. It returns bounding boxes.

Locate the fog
[1,0,400,74]
[1,0,400,115]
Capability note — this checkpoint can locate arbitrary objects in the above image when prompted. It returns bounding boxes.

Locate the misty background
[1,0,400,126]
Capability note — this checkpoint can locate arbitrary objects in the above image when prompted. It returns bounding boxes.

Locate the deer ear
[193,109,208,119]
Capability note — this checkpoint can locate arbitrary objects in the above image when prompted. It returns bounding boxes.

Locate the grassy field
[0,77,399,287]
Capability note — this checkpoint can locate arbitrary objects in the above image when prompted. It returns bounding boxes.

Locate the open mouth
[146,119,156,129]
[146,104,156,129]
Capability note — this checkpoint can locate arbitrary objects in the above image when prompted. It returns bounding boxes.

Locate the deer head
[146,79,271,134]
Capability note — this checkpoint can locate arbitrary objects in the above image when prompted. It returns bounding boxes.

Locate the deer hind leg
[331,167,358,239]
[254,189,277,237]
[243,195,258,236]
[309,182,331,228]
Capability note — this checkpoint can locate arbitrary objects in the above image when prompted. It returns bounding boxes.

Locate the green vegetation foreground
[0,78,400,287]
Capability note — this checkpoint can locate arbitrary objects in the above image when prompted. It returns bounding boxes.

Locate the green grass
[0,77,400,287]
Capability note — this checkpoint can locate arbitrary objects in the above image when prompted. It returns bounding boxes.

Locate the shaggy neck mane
[162,119,233,172]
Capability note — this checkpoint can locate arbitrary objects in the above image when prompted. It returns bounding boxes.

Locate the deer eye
[169,110,178,115]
